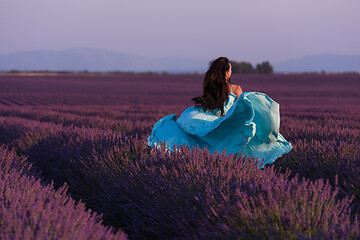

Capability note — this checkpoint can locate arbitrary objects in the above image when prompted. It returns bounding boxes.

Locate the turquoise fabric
[147,92,292,169]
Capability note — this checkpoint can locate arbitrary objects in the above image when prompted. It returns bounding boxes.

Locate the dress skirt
[147,92,292,169]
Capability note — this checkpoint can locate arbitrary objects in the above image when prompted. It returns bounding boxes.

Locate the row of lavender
[1,74,359,107]
[0,103,359,239]
[0,104,359,206]
[0,145,127,240]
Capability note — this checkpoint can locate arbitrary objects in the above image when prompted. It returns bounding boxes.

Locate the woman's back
[229,84,243,99]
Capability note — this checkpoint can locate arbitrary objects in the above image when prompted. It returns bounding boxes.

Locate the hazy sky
[0,0,359,63]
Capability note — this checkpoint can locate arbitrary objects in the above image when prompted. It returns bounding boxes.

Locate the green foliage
[209,60,274,74]
[255,61,274,74]
[230,61,255,74]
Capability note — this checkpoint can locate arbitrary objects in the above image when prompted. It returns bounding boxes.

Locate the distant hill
[1,49,359,73]
[0,48,208,73]
[273,54,360,73]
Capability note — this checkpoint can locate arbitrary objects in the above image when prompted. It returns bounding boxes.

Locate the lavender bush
[275,105,360,218]
[0,145,31,174]
[0,146,127,240]
[100,145,359,239]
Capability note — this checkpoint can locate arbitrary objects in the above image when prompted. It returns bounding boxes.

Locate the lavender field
[0,73,359,239]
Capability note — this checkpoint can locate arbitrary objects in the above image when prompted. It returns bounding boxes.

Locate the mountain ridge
[0,48,359,73]
[273,53,360,73]
[0,48,208,73]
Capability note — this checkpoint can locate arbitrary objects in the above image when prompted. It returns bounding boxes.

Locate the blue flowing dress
[147,87,292,169]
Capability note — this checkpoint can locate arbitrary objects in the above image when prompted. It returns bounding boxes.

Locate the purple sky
[1,0,359,63]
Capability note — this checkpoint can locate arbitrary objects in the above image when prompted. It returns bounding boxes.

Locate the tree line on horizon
[209,60,274,74]
[232,60,274,74]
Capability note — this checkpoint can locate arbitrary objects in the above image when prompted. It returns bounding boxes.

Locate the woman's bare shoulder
[231,84,243,98]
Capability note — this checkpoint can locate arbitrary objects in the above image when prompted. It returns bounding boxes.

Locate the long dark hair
[192,57,230,115]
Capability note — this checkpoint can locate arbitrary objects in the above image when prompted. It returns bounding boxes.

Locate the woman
[147,57,292,169]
